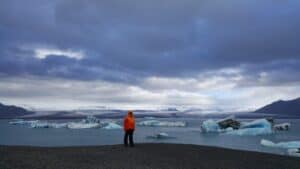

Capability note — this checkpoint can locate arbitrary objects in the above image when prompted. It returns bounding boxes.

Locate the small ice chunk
[201,119,221,133]
[261,139,300,149]
[67,122,100,129]
[288,148,300,157]
[102,122,122,129]
[144,117,156,120]
[138,120,186,127]
[274,123,291,131]
[9,119,39,125]
[147,132,175,139]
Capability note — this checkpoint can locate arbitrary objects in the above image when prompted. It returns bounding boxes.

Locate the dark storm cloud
[0,0,300,85]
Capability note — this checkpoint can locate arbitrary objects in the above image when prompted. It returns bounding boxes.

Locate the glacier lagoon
[1,117,300,156]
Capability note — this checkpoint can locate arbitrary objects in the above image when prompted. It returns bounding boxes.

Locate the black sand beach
[1,143,299,169]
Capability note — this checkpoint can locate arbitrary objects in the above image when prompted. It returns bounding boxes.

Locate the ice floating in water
[201,118,273,136]
[226,119,273,136]
[274,123,291,131]
[9,116,121,129]
[9,119,39,125]
[67,122,100,129]
[81,115,101,123]
[144,117,156,120]
[30,122,68,128]
[147,132,175,139]
[261,139,300,157]
[138,120,186,127]
[201,119,223,133]
[261,139,300,149]
[102,122,122,129]
[287,149,300,157]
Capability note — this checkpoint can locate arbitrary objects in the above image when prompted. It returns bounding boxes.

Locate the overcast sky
[0,0,300,111]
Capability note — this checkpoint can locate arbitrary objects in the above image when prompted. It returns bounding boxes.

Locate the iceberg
[274,123,291,131]
[261,139,300,149]
[30,122,68,128]
[9,119,39,125]
[287,149,300,157]
[147,132,175,139]
[261,139,300,157]
[138,120,186,127]
[67,122,100,129]
[201,119,222,133]
[102,122,122,129]
[226,119,273,136]
[240,119,271,129]
[81,115,101,123]
[201,118,273,136]
[226,127,272,136]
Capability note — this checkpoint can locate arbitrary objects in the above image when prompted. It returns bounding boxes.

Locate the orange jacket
[123,113,135,131]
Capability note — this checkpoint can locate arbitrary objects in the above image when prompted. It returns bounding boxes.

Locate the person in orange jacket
[123,111,135,147]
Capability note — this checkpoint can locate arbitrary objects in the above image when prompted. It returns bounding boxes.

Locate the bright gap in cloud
[34,48,84,60]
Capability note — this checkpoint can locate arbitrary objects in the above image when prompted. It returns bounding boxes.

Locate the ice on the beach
[147,132,175,139]
[67,122,100,129]
[261,139,300,149]
[138,120,186,127]
[102,122,122,129]
[201,118,273,136]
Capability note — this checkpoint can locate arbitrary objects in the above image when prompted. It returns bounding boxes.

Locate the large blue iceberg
[201,118,273,136]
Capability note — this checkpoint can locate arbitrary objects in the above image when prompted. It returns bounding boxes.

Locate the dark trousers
[124,129,134,147]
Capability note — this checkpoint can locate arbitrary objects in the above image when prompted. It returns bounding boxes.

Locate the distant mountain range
[0,103,35,119]
[1,97,300,119]
[253,97,300,117]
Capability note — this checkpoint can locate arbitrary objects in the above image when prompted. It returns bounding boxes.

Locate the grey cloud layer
[0,0,300,84]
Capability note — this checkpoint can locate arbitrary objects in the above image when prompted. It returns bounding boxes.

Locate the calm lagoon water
[1,118,300,156]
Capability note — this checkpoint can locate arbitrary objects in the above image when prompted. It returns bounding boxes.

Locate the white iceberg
[9,119,39,125]
[102,122,122,129]
[261,139,300,157]
[67,122,100,129]
[30,122,68,128]
[261,139,300,149]
[81,115,101,123]
[287,149,300,157]
[138,120,186,127]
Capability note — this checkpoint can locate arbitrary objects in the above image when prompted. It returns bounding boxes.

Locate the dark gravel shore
[1,143,299,169]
